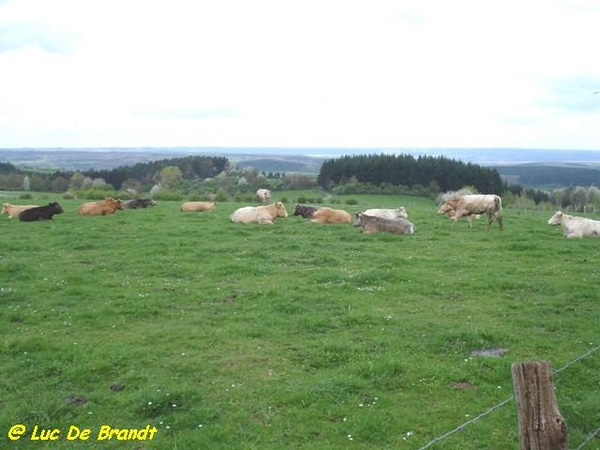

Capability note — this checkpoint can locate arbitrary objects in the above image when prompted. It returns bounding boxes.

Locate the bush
[234,193,255,203]
[18,192,33,199]
[215,189,228,202]
[151,190,184,201]
[344,198,358,205]
[73,187,117,200]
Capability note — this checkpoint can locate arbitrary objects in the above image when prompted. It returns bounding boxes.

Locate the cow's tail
[495,195,503,211]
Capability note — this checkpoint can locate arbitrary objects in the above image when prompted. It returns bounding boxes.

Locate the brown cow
[77,197,124,216]
[437,194,502,230]
[181,201,215,212]
[311,207,352,224]
[2,203,40,218]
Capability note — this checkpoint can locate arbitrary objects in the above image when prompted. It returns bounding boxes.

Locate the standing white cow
[230,202,288,225]
[437,194,503,230]
[256,189,271,205]
[547,211,600,238]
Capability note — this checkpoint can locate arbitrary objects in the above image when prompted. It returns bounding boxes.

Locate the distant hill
[2,147,600,186]
[493,163,600,188]
[0,148,326,174]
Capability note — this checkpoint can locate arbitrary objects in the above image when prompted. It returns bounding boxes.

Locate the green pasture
[1,192,598,449]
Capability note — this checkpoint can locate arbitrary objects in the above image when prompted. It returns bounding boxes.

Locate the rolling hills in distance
[1,147,600,188]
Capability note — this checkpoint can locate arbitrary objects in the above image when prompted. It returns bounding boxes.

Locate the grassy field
[1,192,599,449]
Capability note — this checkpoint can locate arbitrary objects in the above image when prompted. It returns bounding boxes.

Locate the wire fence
[417,342,600,450]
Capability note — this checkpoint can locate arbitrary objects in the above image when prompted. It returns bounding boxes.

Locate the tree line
[0,156,229,193]
[317,153,505,194]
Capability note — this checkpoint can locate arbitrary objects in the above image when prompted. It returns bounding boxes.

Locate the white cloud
[1,0,600,149]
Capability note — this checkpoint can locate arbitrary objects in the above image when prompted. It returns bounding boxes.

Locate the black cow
[124,198,157,209]
[293,204,318,219]
[19,202,64,221]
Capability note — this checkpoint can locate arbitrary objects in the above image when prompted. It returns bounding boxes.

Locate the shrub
[151,190,184,201]
[18,192,33,200]
[73,187,117,200]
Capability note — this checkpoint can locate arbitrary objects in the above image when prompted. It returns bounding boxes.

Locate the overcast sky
[1,0,600,150]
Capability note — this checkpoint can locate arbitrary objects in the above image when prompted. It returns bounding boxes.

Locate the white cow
[230,202,288,225]
[437,194,503,230]
[361,207,408,220]
[256,189,271,205]
[547,211,600,238]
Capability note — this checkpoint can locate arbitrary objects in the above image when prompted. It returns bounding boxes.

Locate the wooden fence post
[511,361,568,450]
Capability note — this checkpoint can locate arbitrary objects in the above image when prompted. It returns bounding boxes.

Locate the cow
[360,207,408,220]
[180,201,215,212]
[293,204,319,219]
[77,197,124,216]
[547,211,600,238]
[2,203,40,218]
[310,207,352,224]
[437,194,503,230]
[19,202,64,221]
[444,209,481,227]
[230,201,288,225]
[354,212,416,235]
[124,198,156,209]
[256,189,271,205]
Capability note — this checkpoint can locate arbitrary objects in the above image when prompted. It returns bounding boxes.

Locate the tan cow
[310,207,352,224]
[230,201,288,225]
[437,194,502,230]
[181,201,215,212]
[77,197,124,216]
[1,203,40,218]
[547,211,600,238]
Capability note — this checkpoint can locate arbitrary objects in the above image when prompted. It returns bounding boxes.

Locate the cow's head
[353,212,364,227]
[547,211,564,225]
[274,202,288,218]
[50,202,64,213]
[437,202,454,215]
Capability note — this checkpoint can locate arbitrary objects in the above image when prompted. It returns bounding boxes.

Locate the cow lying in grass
[293,204,319,219]
[181,201,215,212]
[230,202,288,225]
[547,211,600,238]
[2,203,40,218]
[361,207,408,220]
[354,212,416,235]
[124,198,156,209]
[19,202,64,221]
[77,198,124,216]
[310,207,352,224]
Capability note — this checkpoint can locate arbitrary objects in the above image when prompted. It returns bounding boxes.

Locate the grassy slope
[0,192,598,449]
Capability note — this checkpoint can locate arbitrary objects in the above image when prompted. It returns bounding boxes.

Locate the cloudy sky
[1,0,600,150]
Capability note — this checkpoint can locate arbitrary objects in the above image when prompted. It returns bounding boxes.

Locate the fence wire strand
[575,426,600,450]
[416,342,600,450]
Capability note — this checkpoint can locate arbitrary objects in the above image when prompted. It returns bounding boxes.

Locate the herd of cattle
[2,190,600,238]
